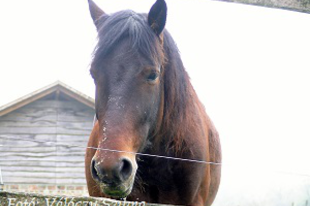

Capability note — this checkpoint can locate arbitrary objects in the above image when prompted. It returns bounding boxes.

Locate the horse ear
[148,0,167,36]
[88,0,105,28]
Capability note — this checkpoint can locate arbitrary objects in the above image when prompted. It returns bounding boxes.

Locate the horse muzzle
[90,156,137,198]
[100,182,133,198]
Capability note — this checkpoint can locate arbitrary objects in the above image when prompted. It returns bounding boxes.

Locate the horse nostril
[119,158,133,181]
[91,157,133,184]
[91,158,100,181]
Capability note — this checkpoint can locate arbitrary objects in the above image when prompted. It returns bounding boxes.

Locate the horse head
[88,0,167,198]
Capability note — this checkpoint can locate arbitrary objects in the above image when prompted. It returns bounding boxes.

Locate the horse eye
[147,72,159,82]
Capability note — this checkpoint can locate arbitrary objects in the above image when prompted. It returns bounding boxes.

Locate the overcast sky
[1,0,310,205]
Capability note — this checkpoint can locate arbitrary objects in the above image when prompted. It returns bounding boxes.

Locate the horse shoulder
[205,116,222,206]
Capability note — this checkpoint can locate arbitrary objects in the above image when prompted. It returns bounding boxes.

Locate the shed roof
[0,81,95,117]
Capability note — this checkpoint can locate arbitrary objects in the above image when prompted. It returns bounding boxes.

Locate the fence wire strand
[2,136,310,178]
[0,136,221,165]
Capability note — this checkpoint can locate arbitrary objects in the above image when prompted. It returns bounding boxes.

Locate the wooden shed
[0,81,95,195]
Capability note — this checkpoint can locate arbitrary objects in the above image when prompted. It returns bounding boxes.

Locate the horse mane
[92,10,202,157]
[155,30,201,156]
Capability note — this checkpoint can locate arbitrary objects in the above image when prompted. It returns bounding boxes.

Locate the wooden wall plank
[2,167,84,173]
[2,177,86,184]
[0,120,55,127]
[0,160,84,167]
[24,100,92,109]
[0,156,83,161]
[3,178,58,184]
[0,146,84,153]
[3,172,85,178]
[0,151,84,157]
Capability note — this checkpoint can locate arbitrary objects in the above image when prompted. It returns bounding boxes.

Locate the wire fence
[0,117,309,205]
[1,135,310,179]
[0,136,221,165]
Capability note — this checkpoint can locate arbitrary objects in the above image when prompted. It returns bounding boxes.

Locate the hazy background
[0,0,310,205]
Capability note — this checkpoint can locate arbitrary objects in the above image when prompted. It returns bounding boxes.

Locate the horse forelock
[92,10,165,68]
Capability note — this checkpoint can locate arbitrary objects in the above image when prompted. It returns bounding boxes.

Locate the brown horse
[85,0,221,205]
